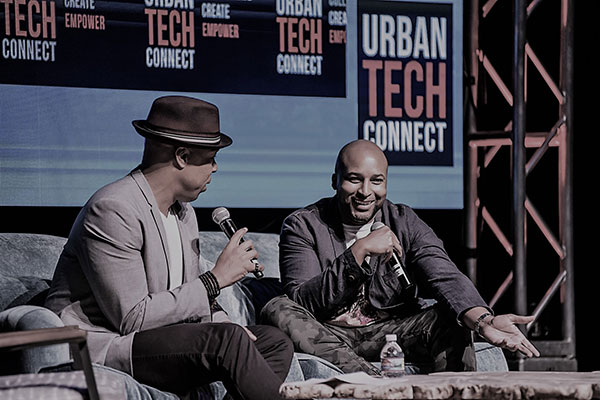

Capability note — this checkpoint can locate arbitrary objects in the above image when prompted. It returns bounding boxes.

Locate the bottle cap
[385,334,397,341]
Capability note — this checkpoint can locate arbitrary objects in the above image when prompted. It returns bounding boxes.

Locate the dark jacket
[279,196,488,322]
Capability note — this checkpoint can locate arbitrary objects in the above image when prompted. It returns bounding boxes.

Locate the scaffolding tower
[464,0,575,370]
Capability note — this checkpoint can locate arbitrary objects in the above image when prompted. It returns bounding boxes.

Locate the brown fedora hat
[132,96,232,148]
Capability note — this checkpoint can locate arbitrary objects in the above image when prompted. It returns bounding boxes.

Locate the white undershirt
[160,209,183,290]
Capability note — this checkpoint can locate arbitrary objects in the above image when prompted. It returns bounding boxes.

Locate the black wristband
[199,271,220,300]
[474,312,492,336]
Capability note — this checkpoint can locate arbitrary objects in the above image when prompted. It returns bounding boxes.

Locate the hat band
[143,124,222,145]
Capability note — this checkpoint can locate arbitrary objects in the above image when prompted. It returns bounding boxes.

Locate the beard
[338,197,382,225]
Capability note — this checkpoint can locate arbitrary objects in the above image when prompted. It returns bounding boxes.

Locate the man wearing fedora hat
[45,95,293,400]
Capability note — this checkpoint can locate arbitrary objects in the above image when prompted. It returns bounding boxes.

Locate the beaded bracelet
[474,312,492,336]
[199,271,220,301]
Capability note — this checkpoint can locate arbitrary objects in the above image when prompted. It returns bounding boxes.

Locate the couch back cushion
[1,231,278,281]
[197,231,281,279]
[0,233,67,311]
[0,231,283,319]
[0,233,66,279]
[197,231,284,325]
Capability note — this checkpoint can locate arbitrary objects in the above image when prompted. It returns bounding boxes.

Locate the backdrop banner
[0,0,346,96]
[358,0,453,165]
[0,0,464,209]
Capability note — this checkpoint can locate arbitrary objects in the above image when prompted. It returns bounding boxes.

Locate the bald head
[334,139,388,177]
[332,140,388,225]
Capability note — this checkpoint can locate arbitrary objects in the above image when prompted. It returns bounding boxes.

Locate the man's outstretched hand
[463,307,540,358]
[479,313,540,358]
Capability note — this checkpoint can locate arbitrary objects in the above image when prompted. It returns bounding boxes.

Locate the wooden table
[280,371,600,399]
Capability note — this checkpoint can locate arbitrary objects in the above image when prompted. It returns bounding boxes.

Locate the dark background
[0,0,595,371]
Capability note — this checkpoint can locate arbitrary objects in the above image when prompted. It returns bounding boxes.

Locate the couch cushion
[215,282,257,327]
[197,231,284,326]
[241,277,283,317]
[0,233,66,280]
[92,364,178,400]
[0,305,70,375]
[295,353,343,380]
[0,273,29,311]
[0,370,126,400]
[0,274,50,311]
[197,232,281,279]
[474,341,509,371]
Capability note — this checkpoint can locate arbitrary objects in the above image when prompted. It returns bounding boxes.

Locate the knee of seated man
[184,322,253,353]
[262,294,290,313]
[260,295,309,326]
[256,324,294,352]
[205,323,294,365]
[210,322,249,339]
[260,295,288,322]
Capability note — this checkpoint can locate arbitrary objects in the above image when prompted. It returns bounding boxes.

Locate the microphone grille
[212,207,230,224]
[371,221,386,231]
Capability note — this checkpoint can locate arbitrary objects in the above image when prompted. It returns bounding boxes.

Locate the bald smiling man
[262,139,539,375]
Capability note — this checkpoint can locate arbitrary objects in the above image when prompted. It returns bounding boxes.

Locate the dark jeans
[132,322,293,400]
[261,295,475,375]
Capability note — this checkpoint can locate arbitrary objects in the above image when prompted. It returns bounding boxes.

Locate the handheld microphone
[211,207,264,279]
[371,222,413,289]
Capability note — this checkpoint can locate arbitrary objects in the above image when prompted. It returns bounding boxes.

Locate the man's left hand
[478,314,540,358]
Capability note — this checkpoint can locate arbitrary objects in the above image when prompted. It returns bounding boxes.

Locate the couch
[0,231,507,399]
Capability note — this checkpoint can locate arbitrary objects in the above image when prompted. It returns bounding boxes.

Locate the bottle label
[381,357,405,377]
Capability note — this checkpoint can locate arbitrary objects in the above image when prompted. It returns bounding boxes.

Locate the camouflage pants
[260,295,476,375]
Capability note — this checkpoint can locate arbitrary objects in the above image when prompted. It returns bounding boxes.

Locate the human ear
[174,147,190,169]
[331,174,337,191]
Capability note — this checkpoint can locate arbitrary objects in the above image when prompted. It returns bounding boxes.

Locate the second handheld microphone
[371,221,413,289]
[212,207,264,279]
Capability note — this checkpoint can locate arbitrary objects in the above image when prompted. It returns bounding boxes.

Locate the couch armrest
[0,305,70,374]
[0,325,100,400]
[0,325,84,350]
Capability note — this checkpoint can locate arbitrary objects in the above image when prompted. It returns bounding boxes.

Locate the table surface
[280,371,600,399]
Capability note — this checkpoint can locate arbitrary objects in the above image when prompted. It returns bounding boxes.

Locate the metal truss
[464,0,575,370]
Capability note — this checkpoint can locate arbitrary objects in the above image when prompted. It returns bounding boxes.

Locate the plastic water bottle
[380,334,405,378]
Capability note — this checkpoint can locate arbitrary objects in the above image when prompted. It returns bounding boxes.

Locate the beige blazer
[45,168,214,374]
